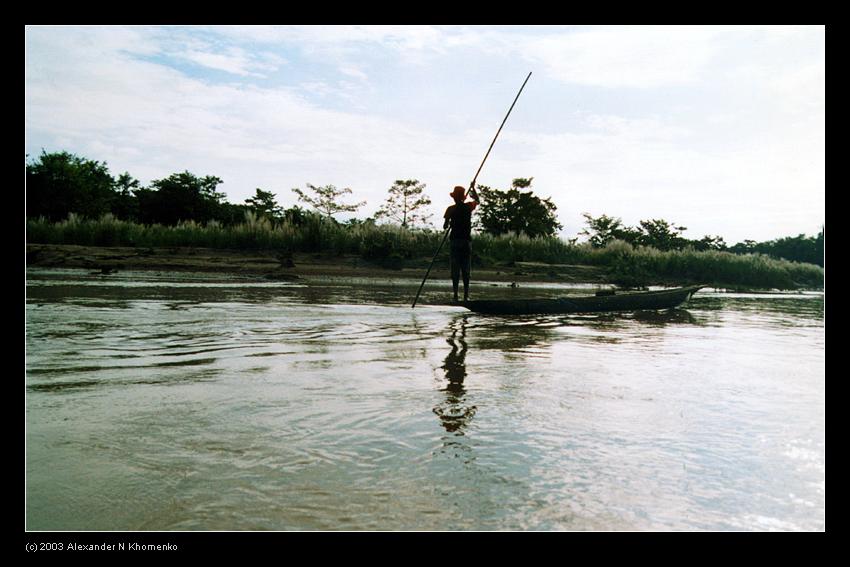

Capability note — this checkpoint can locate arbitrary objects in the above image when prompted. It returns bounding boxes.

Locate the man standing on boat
[444,184,480,303]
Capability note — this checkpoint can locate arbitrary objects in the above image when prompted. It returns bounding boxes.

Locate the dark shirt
[444,201,478,240]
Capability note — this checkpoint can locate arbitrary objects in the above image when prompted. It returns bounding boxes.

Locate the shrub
[25,217,824,289]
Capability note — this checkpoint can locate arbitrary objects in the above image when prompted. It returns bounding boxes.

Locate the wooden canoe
[454,285,704,315]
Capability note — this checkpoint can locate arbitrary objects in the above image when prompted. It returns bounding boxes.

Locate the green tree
[692,234,727,251]
[292,183,365,220]
[512,177,534,189]
[728,229,823,267]
[580,213,640,247]
[217,202,251,226]
[636,219,689,251]
[374,179,432,228]
[135,171,226,225]
[476,178,562,238]
[583,213,731,252]
[283,205,309,226]
[111,172,141,221]
[245,188,284,224]
[729,239,758,254]
[115,171,140,193]
[26,150,116,221]
[768,233,821,266]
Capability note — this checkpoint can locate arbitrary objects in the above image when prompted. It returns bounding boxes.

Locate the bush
[25,217,824,289]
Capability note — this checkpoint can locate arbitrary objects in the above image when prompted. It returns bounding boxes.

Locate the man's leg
[450,248,460,302]
[461,241,471,301]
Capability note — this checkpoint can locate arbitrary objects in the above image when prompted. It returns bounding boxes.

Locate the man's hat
[450,186,466,200]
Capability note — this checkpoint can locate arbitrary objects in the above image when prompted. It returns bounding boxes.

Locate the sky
[25,25,825,244]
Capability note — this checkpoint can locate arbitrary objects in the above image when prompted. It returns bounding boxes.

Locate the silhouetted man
[443,184,480,303]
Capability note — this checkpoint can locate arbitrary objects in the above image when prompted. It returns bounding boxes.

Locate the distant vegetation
[27,213,824,290]
[580,213,824,268]
[475,178,562,238]
[26,150,824,289]
[374,179,433,229]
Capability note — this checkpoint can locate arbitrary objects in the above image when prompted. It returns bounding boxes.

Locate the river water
[25,269,825,531]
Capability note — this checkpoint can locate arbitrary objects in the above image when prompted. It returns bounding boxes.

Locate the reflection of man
[443,333,468,392]
[435,317,476,433]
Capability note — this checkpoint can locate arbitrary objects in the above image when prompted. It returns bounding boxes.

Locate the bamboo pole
[412,72,532,308]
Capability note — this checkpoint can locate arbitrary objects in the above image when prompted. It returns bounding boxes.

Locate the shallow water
[25,269,825,531]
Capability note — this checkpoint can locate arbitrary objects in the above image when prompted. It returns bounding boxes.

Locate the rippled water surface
[26,269,825,531]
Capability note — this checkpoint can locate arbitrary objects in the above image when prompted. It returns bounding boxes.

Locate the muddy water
[25,269,825,531]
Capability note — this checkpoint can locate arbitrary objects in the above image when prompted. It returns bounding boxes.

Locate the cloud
[25,28,472,213]
[179,47,284,77]
[339,66,368,82]
[217,25,448,50]
[25,25,824,243]
[473,104,824,241]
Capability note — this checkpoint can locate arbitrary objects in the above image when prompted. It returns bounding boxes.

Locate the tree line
[24,151,561,236]
[579,213,824,267]
[25,151,434,230]
[26,150,823,266]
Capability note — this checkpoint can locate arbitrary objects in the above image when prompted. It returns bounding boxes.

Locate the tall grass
[580,239,824,289]
[26,213,447,258]
[26,215,824,289]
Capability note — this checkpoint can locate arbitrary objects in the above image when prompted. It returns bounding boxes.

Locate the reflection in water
[26,270,825,531]
[433,316,477,434]
[632,308,698,326]
[694,295,824,325]
[473,317,555,358]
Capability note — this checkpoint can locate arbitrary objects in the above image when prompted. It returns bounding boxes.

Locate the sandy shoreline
[25,243,611,285]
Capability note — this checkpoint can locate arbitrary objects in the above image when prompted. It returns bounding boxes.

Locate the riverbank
[27,216,824,290]
[25,243,611,285]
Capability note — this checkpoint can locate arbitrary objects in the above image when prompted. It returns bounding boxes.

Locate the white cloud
[339,66,369,82]
[470,104,824,241]
[25,25,825,243]
[768,60,825,116]
[25,30,469,214]
[179,47,281,77]
[220,25,447,50]
[518,26,718,88]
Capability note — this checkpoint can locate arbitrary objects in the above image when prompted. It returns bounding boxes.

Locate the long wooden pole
[412,72,532,309]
